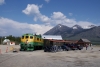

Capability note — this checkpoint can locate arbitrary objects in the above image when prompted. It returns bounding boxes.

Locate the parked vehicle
[44,46,52,52]
[61,45,70,51]
[65,43,83,50]
[77,45,83,50]
[44,45,58,52]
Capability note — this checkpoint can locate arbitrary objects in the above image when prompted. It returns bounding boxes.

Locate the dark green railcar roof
[22,33,42,38]
[22,33,33,36]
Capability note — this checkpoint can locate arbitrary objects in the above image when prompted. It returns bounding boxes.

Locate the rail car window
[37,38,39,41]
[30,36,33,39]
[25,36,29,38]
[22,36,24,39]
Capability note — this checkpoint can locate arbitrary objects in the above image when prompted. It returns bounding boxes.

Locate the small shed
[77,38,91,46]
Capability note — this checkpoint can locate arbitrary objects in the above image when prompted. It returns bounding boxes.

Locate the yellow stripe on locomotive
[21,34,43,43]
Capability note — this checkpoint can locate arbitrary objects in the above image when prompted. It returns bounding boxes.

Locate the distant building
[10,41,15,45]
[77,38,91,46]
[43,39,78,46]
[3,39,15,45]
[42,35,62,40]
[3,39,10,45]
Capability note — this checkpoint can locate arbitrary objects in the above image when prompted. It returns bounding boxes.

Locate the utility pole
[1,36,2,44]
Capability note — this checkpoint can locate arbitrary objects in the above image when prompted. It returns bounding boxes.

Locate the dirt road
[0,45,100,67]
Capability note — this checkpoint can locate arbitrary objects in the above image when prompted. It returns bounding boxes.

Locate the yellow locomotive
[20,33,43,51]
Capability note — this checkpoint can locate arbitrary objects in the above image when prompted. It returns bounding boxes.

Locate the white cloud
[0,4,95,36]
[78,21,96,29]
[0,16,94,36]
[78,21,95,26]
[23,4,96,28]
[0,17,96,36]
[51,12,76,27]
[0,0,5,5]
[22,4,40,15]
[22,4,51,23]
[45,0,50,3]
[69,13,73,16]
[40,15,51,22]
[0,17,53,36]
[51,12,66,20]
[22,4,77,27]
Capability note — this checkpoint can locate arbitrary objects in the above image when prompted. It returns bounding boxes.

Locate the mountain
[44,24,100,44]
[44,24,72,36]
[68,26,100,44]
[44,24,84,38]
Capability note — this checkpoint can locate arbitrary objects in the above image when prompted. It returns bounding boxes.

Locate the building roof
[78,38,90,42]
[47,39,78,43]
[42,35,62,40]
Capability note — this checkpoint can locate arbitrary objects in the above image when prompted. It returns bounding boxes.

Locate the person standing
[54,45,57,52]
[86,44,88,50]
[90,44,93,50]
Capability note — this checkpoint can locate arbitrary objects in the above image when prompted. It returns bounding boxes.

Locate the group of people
[85,43,93,50]
[44,44,69,52]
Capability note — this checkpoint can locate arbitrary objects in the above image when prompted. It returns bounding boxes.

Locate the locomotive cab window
[22,36,24,39]
[37,38,39,41]
[25,36,29,38]
[30,36,33,39]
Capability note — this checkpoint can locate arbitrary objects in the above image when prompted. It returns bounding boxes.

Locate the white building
[42,35,62,40]
[3,39,15,45]
[3,39,10,45]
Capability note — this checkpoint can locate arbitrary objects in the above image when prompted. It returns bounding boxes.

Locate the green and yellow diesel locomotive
[20,33,43,51]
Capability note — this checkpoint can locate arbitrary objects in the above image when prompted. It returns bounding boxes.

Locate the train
[20,33,43,51]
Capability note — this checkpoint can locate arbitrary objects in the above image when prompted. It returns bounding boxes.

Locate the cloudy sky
[0,0,100,36]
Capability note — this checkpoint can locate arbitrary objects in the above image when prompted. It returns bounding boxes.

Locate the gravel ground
[0,45,100,67]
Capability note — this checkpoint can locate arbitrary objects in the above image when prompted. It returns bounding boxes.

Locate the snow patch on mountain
[73,27,78,29]
[82,25,96,29]
[72,25,82,29]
